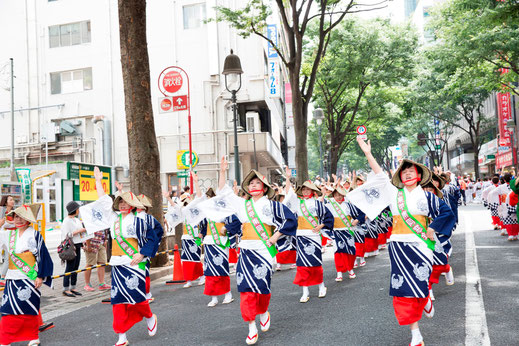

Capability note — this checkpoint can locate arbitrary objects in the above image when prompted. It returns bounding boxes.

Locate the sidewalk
[39,223,174,320]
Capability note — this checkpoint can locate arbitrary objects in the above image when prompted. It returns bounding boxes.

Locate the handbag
[57,236,76,261]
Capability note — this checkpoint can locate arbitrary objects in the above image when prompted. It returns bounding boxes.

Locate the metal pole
[232,90,241,183]
[318,124,323,178]
[187,72,193,193]
[10,58,16,181]
[252,129,258,170]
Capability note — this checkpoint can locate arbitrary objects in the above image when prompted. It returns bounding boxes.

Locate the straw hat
[137,194,153,208]
[422,181,443,199]
[391,159,432,189]
[113,191,144,211]
[295,180,323,197]
[180,193,192,206]
[7,204,41,224]
[331,186,347,197]
[431,172,446,191]
[242,170,275,200]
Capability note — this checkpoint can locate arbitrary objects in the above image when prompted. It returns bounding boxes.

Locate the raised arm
[284,166,292,194]
[192,172,202,198]
[218,156,229,191]
[356,136,382,174]
[163,190,176,207]
[93,167,106,198]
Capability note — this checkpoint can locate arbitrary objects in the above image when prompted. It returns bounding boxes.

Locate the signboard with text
[176,150,199,170]
[268,59,281,98]
[67,162,112,201]
[498,91,512,148]
[267,24,278,58]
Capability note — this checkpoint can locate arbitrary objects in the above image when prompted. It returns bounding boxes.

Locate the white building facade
[0,0,291,209]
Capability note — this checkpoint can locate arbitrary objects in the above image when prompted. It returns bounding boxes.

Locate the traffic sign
[177,150,199,170]
[159,97,173,113]
[357,125,367,140]
[172,95,188,112]
[162,70,183,94]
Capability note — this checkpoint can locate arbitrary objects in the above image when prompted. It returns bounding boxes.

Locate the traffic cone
[38,310,55,332]
[166,244,186,285]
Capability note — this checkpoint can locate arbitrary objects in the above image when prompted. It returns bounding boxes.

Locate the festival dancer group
[0,136,466,346]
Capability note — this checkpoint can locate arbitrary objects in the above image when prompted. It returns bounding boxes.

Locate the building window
[50,67,92,94]
[183,3,206,29]
[49,21,91,48]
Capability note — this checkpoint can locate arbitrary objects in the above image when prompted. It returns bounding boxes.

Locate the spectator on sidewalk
[61,201,87,297]
[83,228,111,291]
[0,195,16,286]
[460,177,467,205]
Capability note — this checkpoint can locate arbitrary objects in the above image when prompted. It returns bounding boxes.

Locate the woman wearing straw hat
[135,193,164,303]
[164,190,206,289]
[0,203,53,346]
[92,167,159,346]
[283,175,334,303]
[203,157,297,345]
[322,186,358,281]
[354,137,455,346]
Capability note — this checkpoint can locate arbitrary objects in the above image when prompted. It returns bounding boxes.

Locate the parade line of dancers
[6,136,502,346]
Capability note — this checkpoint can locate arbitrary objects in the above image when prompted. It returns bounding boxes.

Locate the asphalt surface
[30,204,517,346]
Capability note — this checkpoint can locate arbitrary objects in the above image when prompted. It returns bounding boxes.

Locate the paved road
[34,205,517,346]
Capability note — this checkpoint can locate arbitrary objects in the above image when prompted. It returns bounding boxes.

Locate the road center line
[464,212,491,345]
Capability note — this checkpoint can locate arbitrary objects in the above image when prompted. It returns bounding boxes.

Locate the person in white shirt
[60,201,87,297]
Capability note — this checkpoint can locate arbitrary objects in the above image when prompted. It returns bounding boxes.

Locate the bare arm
[284,166,292,194]
[218,156,228,191]
[93,167,105,198]
[356,137,382,174]
[163,190,176,207]
[192,172,202,198]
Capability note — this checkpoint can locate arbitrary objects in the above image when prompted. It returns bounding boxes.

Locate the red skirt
[387,226,393,238]
[491,216,500,226]
[392,296,428,325]
[365,238,378,253]
[113,301,153,333]
[429,264,450,285]
[377,233,387,246]
[276,250,296,264]
[204,276,230,296]
[182,261,204,281]
[355,242,365,258]
[145,276,151,294]
[334,252,356,272]
[505,224,519,236]
[321,236,328,246]
[293,266,323,286]
[0,314,39,344]
[240,292,271,322]
[229,248,238,264]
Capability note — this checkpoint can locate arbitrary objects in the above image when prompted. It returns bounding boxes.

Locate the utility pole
[10,58,16,181]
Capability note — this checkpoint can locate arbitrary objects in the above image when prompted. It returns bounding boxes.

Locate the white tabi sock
[411,328,423,345]
[211,296,218,304]
[224,291,232,301]
[117,333,128,344]
[146,292,152,300]
[336,272,343,279]
[248,321,258,336]
[302,286,310,298]
[259,311,269,324]
[318,282,325,290]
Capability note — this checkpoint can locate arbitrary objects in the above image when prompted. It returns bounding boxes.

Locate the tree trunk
[330,145,339,176]
[473,144,480,179]
[118,0,168,267]
[291,82,309,183]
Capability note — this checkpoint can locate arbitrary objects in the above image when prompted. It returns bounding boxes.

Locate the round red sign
[161,98,172,111]
[162,71,183,94]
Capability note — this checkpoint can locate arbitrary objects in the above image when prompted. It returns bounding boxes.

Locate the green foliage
[429,0,519,95]
[213,1,271,38]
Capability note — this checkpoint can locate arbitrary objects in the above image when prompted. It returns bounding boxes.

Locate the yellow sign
[176,150,199,170]
[79,169,110,201]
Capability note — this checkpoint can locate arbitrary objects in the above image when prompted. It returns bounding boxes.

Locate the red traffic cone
[166,244,186,285]
[38,310,55,332]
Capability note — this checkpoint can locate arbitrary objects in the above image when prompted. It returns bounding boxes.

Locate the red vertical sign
[498,91,512,148]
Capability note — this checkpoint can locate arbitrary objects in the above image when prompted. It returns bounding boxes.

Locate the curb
[149,265,174,282]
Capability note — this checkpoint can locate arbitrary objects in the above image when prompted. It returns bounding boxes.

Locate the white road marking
[475,245,518,249]
[463,212,491,345]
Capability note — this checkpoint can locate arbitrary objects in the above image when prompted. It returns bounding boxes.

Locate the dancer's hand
[131,253,145,266]
[34,277,43,289]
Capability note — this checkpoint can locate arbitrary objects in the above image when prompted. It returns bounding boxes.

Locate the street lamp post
[456,139,462,176]
[326,133,332,176]
[222,50,244,183]
[313,108,325,178]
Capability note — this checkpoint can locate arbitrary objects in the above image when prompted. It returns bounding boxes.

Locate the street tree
[407,43,499,178]
[430,0,519,95]
[118,0,167,266]
[309,18,418,175]
[214,0,388,182]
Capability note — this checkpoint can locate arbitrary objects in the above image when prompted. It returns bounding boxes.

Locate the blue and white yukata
[323,198,357,275]
[0,227,53,344]
[136,211,163,300]
[95,195,158,334]
[283,189,334,287]
[209,185,297,321]
[349,172,455,325]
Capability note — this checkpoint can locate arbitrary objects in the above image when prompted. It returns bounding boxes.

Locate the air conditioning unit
[246,111,260,133]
